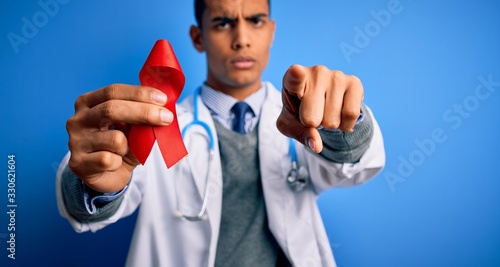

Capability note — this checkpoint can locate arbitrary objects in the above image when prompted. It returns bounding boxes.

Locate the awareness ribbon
[128,40,188,168]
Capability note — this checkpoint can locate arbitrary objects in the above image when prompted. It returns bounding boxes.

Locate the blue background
[1,0,499,266]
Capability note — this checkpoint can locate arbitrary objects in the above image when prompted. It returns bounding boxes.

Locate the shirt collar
[200,82,267,119]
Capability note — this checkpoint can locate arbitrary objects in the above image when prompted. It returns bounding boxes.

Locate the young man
[56,0,385,266]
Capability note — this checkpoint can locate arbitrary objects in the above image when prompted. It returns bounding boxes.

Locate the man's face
[192,0,275,93]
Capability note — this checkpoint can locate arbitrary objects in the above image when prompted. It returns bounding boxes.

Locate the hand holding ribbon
[128,40,188,168]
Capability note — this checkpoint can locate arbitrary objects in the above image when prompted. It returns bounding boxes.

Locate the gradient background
[1,0,499,266]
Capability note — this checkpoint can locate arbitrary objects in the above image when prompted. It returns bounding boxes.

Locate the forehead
[204,0,269,17]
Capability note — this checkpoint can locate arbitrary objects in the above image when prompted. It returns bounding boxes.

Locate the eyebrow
[211,13,269,24]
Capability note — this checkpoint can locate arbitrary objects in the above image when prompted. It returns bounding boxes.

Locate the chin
[228,79,259,89]
[227,73,261,88]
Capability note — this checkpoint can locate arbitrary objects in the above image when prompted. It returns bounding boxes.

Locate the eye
[250,17,264,27]
[213,18,234,30]
[216,21,231,30]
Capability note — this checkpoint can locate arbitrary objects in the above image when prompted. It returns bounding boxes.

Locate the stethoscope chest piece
[287,162,309,192]
[286,138,309,192]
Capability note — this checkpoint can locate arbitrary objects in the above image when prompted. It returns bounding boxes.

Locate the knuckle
[322,120,340,129]
[313,65,329,73]
[68,155,83,172]
[66,115,88,141]
[348,75,364,91]
[343,109,360,121]
[311,65,330,79]
[101,101,117,119]
[143,105,156,123]
[301,115,321,127]
[68,133,91,156]
[331,70,345,81]
[74,94,86,111]
[97,152,115,169]
[349,75,361,85]
[65,115,78,132]
[134,87,148,101]
[103,84,119,100]
[67,138,79,152]
[110,131,127,152]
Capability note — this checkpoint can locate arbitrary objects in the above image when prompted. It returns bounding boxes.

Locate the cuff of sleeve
[318,104,374,163]
[61,165,127,223]
[83,184,128,215]
[318,107,365,132]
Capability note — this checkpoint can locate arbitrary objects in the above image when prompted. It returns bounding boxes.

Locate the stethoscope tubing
[176,87,309,221]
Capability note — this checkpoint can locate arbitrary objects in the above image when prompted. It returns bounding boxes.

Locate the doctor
[56,0,385,266]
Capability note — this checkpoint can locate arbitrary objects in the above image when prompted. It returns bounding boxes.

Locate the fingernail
[160,110,173,123]
[152,92,167,104]
[307,138,315,151]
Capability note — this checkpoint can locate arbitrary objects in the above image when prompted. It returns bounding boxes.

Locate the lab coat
[56,82,385,267]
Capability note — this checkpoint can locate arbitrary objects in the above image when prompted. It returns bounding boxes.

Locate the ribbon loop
[129,40,188,168]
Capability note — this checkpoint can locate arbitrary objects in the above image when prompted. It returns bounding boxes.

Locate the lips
[231,57,255,69]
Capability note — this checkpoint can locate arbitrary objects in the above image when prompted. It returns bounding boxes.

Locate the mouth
[231,57,255,69]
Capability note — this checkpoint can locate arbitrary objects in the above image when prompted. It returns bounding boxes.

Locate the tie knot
[231,102,253,134]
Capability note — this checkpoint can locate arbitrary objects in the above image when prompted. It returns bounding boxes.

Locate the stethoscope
[175,87,309,221]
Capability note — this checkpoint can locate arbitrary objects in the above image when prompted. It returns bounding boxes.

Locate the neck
[205,80,262,101]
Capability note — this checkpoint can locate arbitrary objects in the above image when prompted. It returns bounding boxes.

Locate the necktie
[231,102,252,134]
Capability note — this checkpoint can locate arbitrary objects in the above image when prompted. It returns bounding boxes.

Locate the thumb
[283,64,308,97]
[276,108,324,153]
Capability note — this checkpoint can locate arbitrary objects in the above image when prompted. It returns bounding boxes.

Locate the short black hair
[194,0,271,28]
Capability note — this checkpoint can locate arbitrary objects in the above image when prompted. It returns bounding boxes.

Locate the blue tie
[231,101,252,134]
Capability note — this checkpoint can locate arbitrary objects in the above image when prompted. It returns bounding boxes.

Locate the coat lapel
[258,83,326,266]
[178,93,223,267]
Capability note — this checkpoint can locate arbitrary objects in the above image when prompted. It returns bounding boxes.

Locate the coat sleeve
[59,163,127,223]
[300,105,386,194]
[318,103,373,163]
[55,152,148,233]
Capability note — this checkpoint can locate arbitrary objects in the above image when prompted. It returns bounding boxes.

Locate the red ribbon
[128,39,188,168]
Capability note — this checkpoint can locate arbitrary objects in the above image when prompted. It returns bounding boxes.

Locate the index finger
[282,65,307,98]
[75,84,167,111]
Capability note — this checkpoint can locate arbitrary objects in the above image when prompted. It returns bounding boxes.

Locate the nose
[231,22,251,50]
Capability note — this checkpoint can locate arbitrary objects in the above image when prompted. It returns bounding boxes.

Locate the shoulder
[263,81,281,103]
[176,93,195,125]
[178,94,195,112]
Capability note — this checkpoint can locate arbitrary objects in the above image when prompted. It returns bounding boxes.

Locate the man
[56,0,385,266]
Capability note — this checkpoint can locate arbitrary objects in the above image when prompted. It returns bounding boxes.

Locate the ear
[189,25,205,53]
[270,19,276,46]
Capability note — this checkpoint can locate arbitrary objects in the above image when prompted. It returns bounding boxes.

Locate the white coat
[56,82,385,267]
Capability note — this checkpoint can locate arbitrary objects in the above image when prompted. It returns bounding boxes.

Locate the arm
[301,105,385,193]
[57,84,172,231]
[318,103,373,163]
[277,64,365,152]
[60,163,127,223]
[277,65,385,192]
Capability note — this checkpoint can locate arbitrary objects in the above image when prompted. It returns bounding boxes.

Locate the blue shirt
[200,82,267,134]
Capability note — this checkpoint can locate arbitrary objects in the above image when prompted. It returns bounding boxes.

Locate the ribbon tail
[154,122,188,168]
[129,125,156,165]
